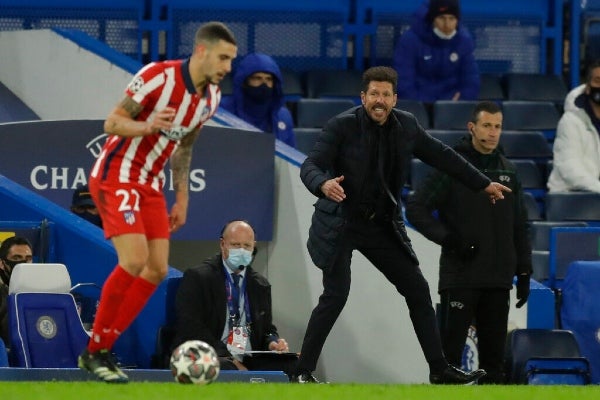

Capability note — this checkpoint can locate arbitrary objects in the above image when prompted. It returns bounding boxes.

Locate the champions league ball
[170,340,220,384]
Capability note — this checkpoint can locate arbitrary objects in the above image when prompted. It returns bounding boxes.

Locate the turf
[1,382,599,400]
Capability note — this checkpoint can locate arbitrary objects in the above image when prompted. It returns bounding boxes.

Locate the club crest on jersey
[123,210,136,225]
[200,106,211,120]
[128,76,144,93]
[160,125,194,141]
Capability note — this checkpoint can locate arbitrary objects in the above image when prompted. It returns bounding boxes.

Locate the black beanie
[426,0,460,22]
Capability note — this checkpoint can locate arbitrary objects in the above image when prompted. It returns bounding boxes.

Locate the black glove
[442,234,478,262]
[515,274,530,308]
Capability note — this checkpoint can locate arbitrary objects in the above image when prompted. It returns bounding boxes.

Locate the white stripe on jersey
[120,137,141,183]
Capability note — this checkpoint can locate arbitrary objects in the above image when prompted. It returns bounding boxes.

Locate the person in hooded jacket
[220,53,295,147]
[406,101,532,384]
[393,0,480,103]
[548,60,600,193]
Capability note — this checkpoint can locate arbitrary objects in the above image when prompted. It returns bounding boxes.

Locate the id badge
[227,325,249,356]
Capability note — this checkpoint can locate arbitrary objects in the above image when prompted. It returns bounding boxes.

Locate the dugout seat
[8,263,89,368]
[296,98,355,128]
[505,329,590,384]
[294,127,322,154]
[432,100,479,130]
[395,100,430,128]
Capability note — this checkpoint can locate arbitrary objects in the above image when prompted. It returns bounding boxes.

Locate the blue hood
[410,1,469,48]
[232,53,285,109]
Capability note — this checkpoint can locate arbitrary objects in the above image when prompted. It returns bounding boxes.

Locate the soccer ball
[170,340,220,384]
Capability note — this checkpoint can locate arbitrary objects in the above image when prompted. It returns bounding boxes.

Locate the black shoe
[78,348,129,383]
[291,372,323,383]
[429,365,486,385]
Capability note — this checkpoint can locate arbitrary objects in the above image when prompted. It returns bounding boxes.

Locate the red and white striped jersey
[90,59,221,192]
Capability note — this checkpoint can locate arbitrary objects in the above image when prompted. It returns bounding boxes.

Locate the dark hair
[470,101,502,123]
[362,66,398,93]
[586,60,600,84]
[194,21,237,47]
[0,236,33,259]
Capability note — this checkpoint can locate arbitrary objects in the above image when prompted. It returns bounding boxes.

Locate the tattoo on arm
[119,96,142,119]
[171,129,200,193]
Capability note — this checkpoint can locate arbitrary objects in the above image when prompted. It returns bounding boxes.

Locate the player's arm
[168,127,202,231]
[104,96,176,137]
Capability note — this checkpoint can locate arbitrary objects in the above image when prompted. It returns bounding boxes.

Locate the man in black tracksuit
[293,67,512,384]
[406,101,533,384]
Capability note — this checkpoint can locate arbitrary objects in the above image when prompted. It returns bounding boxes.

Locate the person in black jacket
[406,101,533,383]
[173,220,296,379]
[294,66,510,384]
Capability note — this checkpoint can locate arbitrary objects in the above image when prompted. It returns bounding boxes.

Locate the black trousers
[296,218,447,374]
[438,288,510,383]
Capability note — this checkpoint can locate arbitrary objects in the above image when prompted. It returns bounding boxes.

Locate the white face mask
[224,248,253,271]
[433,27,457,40]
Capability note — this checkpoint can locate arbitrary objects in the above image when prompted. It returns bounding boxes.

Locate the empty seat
[545,192,600,221]
[296,98,355,128]
[531,250,550,282]
[504,73,568,104]
[529,221,589,251]
[478,73,505,101]
[281,69,304,102]
[294,127,321,154]
[523,191,542,221]
[395,100,430,128]
[409,159,435,191]
[512,159,546,200]
[432,100,479,130]
[505,329,590,385]
[499,131,552,159]
[304,69,362,104]
[501,101,561,140]
[8,263,89,368]
[428,130,466,147]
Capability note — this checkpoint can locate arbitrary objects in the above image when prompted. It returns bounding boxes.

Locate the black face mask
[243,84,273,104]
[0,258,20,282]
[589,86,600,105]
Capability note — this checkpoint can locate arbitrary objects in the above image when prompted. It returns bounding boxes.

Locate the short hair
[0,236,33,259]
[362,66,398,93]
[194,21,237,47]
[586,60,600,84]
[470,101,502,123]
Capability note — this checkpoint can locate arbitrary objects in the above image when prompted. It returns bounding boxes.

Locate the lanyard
[224,268,252,327]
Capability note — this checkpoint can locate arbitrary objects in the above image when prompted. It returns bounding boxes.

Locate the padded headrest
[8,263,71,294]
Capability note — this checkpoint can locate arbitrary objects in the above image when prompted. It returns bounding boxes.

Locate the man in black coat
[406,101,532,383]
[294,66,510,384]
[173,220,296,378]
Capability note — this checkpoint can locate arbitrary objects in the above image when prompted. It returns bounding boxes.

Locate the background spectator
[220,53,296,147]
[0,236,33,346]
[548,60,600,193]
[70,184,102,228]
[393,0,480,103]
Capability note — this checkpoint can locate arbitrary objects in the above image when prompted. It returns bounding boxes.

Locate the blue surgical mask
[224,248,253,271]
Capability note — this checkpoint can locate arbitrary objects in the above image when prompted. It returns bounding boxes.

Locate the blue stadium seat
[294,127,321,154]
[428,130,467,147]
[499,131,552,159]
[512,159,546,199]
[531,250,550,282]
[478,73,505,101]
[505,329,590,385]
[501,101,561,141]
[529,221,589,251]
[281,69,304,102]
[304,69,362,104]
[523,191,542,221]
[432,101,479,130]
[296,98,355,128]
[8,263,89,368]
[395,100,430,129]
[504,73,568,105]
[545,192,600,222]
[409,159,433,191]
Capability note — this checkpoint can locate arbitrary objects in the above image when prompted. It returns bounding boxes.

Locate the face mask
[589,86,600,105]
[433,27,457,40]
[1,258,20,281]
[224,248,253,271]
[243,84,273,103]
[79,212,103,228]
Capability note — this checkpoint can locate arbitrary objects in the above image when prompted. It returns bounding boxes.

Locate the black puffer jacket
[300,106,491,271]
[406,136,532,290]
